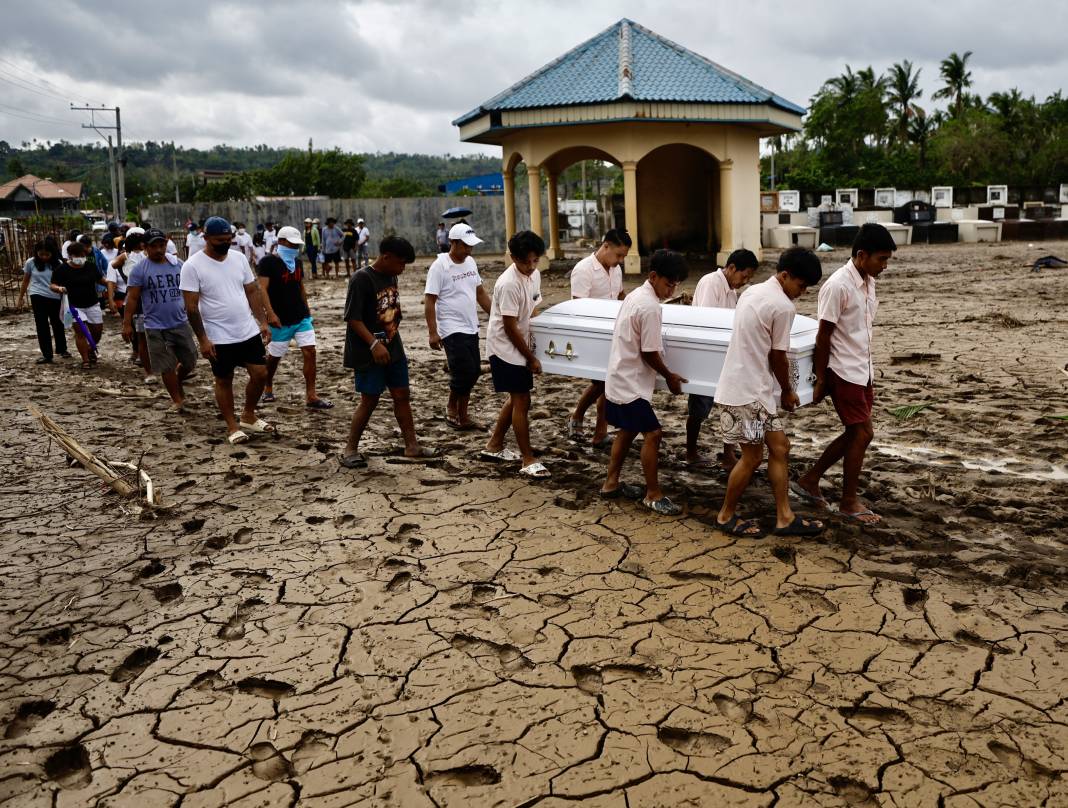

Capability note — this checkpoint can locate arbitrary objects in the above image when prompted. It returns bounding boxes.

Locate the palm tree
[933,51,974,117]
[824,66,860,104]
[887,61,923,144]
[908,109,934,168]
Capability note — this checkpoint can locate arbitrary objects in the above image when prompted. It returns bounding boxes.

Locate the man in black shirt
[340,235,438,468]
[257,226,332,409]
[50,241,104,367]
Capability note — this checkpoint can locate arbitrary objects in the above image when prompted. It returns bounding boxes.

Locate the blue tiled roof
[453,19,805,126]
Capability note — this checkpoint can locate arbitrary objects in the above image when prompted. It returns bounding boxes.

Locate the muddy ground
[0,238,1066,807]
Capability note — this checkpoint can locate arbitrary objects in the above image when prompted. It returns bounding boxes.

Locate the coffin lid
[533,298,818,346]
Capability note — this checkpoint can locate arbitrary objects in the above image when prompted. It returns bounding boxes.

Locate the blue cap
[204,216,231,236]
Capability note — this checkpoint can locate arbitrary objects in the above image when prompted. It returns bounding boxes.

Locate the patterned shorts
[719,402,784,445]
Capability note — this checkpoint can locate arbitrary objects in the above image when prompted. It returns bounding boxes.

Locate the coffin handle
[545,341,556,358]
[806,373,817,384]
[565,342,575,360]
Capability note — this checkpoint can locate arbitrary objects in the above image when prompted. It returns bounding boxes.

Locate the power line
[0,106,81,128]
[0,100,79,126]
[0,57,79,99]
[0,69,71,103]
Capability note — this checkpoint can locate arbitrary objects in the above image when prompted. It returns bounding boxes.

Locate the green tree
[887,60,923,145]
[933,51,973,117]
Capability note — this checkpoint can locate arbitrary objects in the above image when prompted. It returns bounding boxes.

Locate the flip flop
[227,430,249,445]
[398,446,442,461]
[642,496,682,516]
[686,454,718,470]
[790,481,830,509]
[457,419,485,432]
[80,361,92,370]
[479,448,521,462]
[339,452,367,469]
[519,462,551,479]
[591,436,615,451]
[715,515,764,537]
[261,391,277,403]
[565,419,585,440]
[239,418,276,434]
[444,414,464,430]
[841,508,881,524]
[306,399,334,410]
[773,515,825,536]
[599,482,644,500]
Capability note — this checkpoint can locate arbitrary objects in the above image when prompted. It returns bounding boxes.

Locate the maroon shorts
[826,369,874,426]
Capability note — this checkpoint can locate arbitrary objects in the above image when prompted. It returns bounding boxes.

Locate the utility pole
[172,141,180,204]
[106,135,118,217]
[72,104,127,219]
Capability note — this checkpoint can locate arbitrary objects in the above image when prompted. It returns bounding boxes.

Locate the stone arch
[635,143,722,255]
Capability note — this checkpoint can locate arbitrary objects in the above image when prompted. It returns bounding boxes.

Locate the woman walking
[16,238,69,364]
[50,241,105,369]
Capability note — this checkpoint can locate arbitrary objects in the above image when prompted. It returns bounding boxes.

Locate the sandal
[565,419,584,440]
[397,446,442,461]
[239,418,276,434]
[519,462,551,479]
[686,454,717,470]
[479,448,521,462]
[841,509,881,525]
[599,482,644,500]
[715,515,764,537]
[773,515,825,536]
[80,360,92,370]
[261,391,276,403]
[339,452,367,469]
[306,399,334,410]
[642,496,682,516]
[591,435,615,451]
[790,481,830,510]
[444,414,464,430]
[227,430,250,445]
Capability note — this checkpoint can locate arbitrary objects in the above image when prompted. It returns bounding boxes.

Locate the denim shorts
[354,357,410,396]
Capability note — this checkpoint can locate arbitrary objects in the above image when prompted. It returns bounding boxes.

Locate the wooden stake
[28,406,137,497]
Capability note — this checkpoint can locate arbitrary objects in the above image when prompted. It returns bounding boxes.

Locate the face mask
[208,241,230,256]
[277,245,300,271]
[69,257,87,267]
[237,228,246,235]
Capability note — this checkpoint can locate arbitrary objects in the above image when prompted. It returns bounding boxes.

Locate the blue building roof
[454,19,805,126]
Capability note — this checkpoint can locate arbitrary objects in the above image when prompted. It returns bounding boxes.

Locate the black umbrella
[442,207,473,220]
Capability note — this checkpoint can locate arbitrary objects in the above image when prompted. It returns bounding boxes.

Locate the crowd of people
[18,214,895,534]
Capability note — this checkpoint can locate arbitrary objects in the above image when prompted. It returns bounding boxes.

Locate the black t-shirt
[342,226,357,251]
[52,262,101,308]
[256,254,309,326]
[343,267,404,370]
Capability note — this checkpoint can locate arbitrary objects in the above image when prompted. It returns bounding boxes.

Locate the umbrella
[69,303,98,355]
[442,207,473,220]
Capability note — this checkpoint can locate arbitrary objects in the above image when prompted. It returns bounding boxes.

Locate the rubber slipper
[686,454,717,469]
[338,452,367,469]
[643,496,682,516]
[591,436,615,451]
[306,399,334,410]
[80,361,92,370]
[227,430,249,445]
[444,414,464,430]
[715,515,764,537]
[565,419,584,440]
[261,391,277,403]
[790,481,830,509]
[239,418,276,434]
[519,462,551,479]
[599,482,644,500]
[457,419,485,431]
[399,446,442,460]
[841,508,881,524]
[479,448,520,462]
[773,515,825,536]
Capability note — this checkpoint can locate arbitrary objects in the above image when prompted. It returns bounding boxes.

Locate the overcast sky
[2,0,1066,159]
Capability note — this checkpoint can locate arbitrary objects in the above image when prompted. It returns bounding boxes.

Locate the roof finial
[618,19,633,98]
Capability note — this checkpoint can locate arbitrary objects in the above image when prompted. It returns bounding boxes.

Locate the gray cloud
[1,0,1065,157]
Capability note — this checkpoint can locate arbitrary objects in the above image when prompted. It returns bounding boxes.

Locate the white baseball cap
[276,225,304,246]
[448,223,483,246]
[126,226,146,236]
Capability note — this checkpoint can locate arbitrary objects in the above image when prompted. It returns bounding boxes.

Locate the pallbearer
[565,229,631,449]
[713,247,825,538]
[684,249,759,471]
[599,250,689,516]
[794,223,895,524]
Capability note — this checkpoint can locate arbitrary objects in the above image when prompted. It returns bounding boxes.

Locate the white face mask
[238,228,246,235]
[68,257,87,267]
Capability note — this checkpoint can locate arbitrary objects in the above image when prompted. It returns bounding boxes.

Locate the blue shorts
[354,357,409,396]
[605,398,661,433]
[489,355,533,393]
[269,316,313,344]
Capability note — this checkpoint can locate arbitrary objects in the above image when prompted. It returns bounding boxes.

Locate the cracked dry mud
[1,240,1067,807]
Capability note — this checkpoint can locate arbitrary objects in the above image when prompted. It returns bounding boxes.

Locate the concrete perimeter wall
[144,194,535,256]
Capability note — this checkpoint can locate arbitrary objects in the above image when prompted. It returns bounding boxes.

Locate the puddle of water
[874,442,1068,483]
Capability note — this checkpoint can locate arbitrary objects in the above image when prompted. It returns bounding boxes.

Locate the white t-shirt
[100,247,118,267]
[485,264,541,366]
[714,276,796,414]
[570,252,622,300]
[186,232,206,255]
[166,239,178,256]
[605,281,664,405]
[692,269,738,309]
[357,226,370,246]
[253,244,267,264]
[264,229,278,252]
[108,250,145,294]
[234,230,254,259]
[424,254,482,338]
[178,248,260,345]
[61,239,72,259]
[818,259,878,386]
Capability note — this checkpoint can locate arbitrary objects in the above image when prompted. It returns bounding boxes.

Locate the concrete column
[503,167,516,241]
[546,172,562,260]
[717,159,734,264]
[622,161,640,275]
[526,164,543,238]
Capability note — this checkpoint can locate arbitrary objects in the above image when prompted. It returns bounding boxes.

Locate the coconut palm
[887,60,923,144]
[908,109,934,168]
[933,51,974,116]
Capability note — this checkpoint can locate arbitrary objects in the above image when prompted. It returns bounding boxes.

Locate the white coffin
[957,219,1001,243]
[530,299,819,405]
[883,222,913,246]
